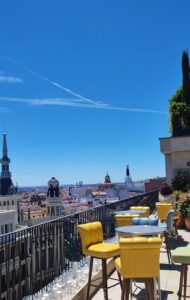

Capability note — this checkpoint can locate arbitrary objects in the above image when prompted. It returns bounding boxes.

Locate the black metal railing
[0,190,158,299]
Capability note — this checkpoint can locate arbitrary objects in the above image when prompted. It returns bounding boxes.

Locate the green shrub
[172,170,190,192]
[178,197,190,216]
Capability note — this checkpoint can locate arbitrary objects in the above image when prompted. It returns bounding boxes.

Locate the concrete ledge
[160,136,190,154]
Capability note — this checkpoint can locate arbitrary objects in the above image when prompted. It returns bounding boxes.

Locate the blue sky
[0,1,189,186]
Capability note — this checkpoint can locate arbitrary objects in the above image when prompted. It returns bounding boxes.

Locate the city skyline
[0,1,190,185]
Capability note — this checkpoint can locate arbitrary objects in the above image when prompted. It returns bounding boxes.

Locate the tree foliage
[182,50,190,105]
[172,170,190,192]
[169,51,190,136]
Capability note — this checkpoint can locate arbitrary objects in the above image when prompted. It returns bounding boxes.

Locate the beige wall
[160,136,190,183]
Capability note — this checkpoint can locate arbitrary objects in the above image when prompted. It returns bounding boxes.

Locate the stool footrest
[90,282,120,289]
[90,277,120,289]
[91,277,120,283]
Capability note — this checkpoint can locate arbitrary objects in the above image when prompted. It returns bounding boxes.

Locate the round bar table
[115,225,165,236]
[112,210,146,215]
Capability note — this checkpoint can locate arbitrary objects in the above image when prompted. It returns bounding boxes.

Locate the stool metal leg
[117,271,122,288]
[86,257,94,300]
[102,259,108,300]
[178,264,185,300]
[121,279,130,300]
[164,232,171,264]
[146,279,155,300]
[150,278,156,300]
[144,279,150,299]
[157,275,161,300]
[153,278,157,300]
[183,265,188,300]
[130,279,133,300]
[121,279,126,300]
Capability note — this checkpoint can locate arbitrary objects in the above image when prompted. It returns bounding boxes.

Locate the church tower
[126,165,130,177]
[0,133,15,195]
[125,164,132,186]
[46,177,63,217]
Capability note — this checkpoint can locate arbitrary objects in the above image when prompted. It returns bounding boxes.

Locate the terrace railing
[0,190,158,299]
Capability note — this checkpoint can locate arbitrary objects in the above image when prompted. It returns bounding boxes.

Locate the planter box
[185,217,190,231]
[174,213,186,229]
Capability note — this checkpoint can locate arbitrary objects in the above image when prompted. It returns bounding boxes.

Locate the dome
[48,177,59,188]
[104,173,111,184]
[47,177,60,197]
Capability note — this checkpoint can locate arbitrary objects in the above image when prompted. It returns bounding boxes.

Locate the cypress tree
[182,50,190,105]
[169,51,190,136]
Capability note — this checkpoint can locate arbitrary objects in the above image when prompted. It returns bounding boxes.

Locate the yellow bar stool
[130,206,150,217]
[78,221,121,300]
[172,247,190,299]
[156,202,173,222]
[115,237,162,300]
[115,214,140,227]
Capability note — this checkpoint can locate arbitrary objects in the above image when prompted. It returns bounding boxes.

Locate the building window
[56,207,60,216]
[21,265,26,280]
[3,201,6,205]
[10,223,13,232]
[0,249,5,262]
[12,200,14,205]
[1,225,4,234]
[1,275,6,293]
[11,246,15,259]
[21,242,26,260]
[5,224,9,233]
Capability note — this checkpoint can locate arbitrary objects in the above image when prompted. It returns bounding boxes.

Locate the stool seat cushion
[172,247,190,264]
[87,242,120,259]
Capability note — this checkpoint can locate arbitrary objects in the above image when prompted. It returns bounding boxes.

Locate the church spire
[0,133,11,178]
[126,165,130,177]
[0,132,15,195]
[3,132,8,157]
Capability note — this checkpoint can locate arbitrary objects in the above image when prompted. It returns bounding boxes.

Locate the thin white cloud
[0,75,23,83]
[0,96,167,114]
[2,56,167,114]
[3,56,97,105]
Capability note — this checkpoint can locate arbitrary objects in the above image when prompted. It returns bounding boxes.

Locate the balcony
[1,190,189,299]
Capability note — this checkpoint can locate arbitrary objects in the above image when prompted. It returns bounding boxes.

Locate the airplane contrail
[2,56,100,105]
[0,96,168,114]
[1,56,167,115]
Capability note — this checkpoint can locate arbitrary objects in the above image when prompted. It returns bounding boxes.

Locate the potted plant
[176,198,190,229]
[185,206,190,230]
